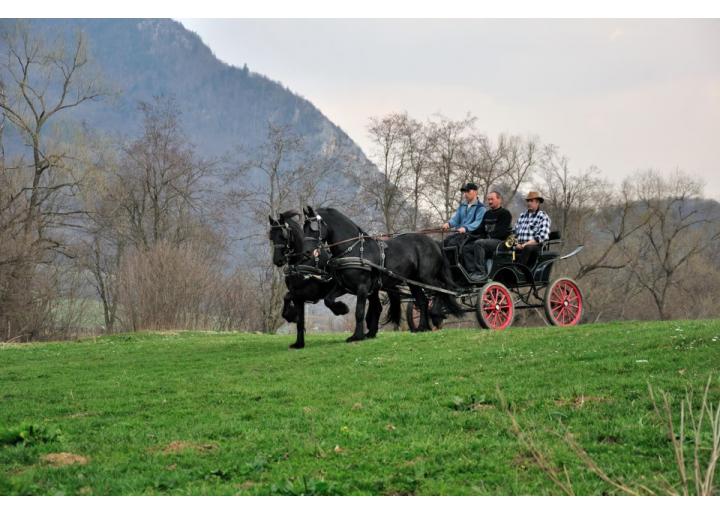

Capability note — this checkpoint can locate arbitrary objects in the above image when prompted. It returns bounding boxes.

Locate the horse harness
[305,215,455,296]
[271,220,332,281]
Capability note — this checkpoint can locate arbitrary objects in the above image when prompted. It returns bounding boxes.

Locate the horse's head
[268,211,303,267]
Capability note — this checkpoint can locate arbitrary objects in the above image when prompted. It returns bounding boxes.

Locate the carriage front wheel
[544,277,583,326]
[475,282,514,330]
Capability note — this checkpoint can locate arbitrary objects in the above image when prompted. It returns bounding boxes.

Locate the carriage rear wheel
[544,277,583,326]
[406,299,442,332]
[475,282,514,330]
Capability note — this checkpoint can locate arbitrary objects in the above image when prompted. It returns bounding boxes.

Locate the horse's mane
[280,209,299,219]
[319,207,369,236]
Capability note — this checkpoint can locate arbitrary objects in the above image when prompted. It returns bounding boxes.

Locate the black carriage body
[438,231,582,314]
[442,231,565,288]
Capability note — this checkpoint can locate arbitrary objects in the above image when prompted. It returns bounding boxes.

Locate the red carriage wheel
[475,282,514,330]
[544,277,583,326]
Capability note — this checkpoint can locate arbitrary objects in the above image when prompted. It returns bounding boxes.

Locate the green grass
[1,320,719,495]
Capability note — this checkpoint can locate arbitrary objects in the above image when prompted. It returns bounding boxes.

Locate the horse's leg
[322,282,342,308]
[365,289,382,338]
[289,301,305,349]
[347,283,368,342]
[322,282,350,316]
[409,284,431,331]
[324,295,349,316]
[282,292,298,323]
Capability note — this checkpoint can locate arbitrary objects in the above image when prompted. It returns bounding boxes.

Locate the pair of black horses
[268,207,462,349]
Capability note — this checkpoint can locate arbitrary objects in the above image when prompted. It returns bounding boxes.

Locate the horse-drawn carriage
[406,232,585,331]
[269,206,585,349]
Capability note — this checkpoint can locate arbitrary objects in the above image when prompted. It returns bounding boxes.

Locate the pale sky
[179,19,720,199]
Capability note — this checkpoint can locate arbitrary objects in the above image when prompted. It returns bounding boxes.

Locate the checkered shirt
[514,209,551,244]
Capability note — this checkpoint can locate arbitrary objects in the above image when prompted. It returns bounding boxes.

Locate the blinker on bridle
[270,221,292,257]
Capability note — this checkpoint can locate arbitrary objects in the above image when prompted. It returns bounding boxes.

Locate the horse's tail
[433,252,464,319]
[383,291,402,327]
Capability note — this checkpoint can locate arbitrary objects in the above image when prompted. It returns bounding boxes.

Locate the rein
[292,213,462,277]
[318,227,459,250]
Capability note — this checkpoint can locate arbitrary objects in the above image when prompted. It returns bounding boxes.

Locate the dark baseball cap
[460,182,478,192]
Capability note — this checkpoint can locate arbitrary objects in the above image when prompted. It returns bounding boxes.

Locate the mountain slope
[3,18,371,166]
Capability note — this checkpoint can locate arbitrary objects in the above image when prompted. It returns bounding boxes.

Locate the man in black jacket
[463,191,513,281]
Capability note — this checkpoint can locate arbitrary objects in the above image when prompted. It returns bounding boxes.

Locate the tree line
[359,112,720,323]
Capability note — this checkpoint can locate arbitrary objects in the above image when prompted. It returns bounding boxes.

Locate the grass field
[1,320,719,495]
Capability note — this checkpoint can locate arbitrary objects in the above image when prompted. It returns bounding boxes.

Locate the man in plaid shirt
[514,191,551,267]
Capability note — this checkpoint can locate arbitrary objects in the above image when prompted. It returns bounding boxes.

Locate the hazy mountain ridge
[5,18,371,167]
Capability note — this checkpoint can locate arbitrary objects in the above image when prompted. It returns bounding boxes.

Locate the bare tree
[363,113,411,233]
[79,169,126,333]
[0,22,106,240]
[573,179,651,281]
[622,170,720,320]
[457,132,502,199]
[425,114,476,222]
[74,97,221,333]
[401,115,433,231]
[537,145,609,243]
[228,122,352,333]
[0,22,107,340]
[116,96,219,250]
[500,135,539,204]
[457,133,538,203]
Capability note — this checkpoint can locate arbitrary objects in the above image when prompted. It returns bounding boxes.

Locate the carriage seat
[537,230,562,263]
[540,231,562,252]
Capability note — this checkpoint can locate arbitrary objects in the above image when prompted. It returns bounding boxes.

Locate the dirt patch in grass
[157,440,218,455]
[236,480,257,491]
[41,452,89,467]
[401,456,425,468]
[511,451,534,470]
[470,402,495,411]
[554,395,609,409]
[65,411,94,419]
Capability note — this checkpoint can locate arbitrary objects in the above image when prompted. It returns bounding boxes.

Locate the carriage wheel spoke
[489,311,498,326]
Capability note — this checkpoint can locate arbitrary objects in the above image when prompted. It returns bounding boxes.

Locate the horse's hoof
[346,335,364,343]
[365,332,378,339]
[330,302,349,315]
[289,343,305,350]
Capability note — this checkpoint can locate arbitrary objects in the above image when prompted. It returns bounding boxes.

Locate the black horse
[268,210,349,349]
[302,208,384,340]
[304,206,463,342]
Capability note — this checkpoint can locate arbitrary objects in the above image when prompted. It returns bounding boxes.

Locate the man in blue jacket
[442,182,486,264]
